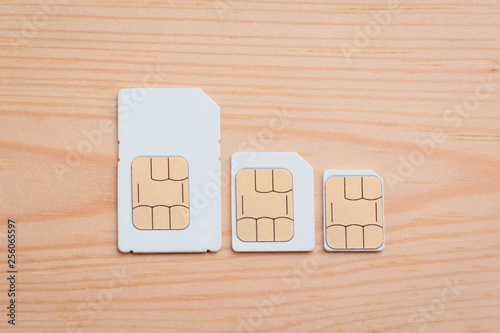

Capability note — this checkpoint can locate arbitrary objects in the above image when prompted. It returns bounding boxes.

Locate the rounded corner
[118,243,132,254]
[209,242,222,253]
[118,88,128,98]
[231,242,242,253]
[374,241,385,251]
[131,156,144,166]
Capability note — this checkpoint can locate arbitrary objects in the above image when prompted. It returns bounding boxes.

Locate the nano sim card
[323,170,384,251]
[118,88,221,253]
[232,152,315,252]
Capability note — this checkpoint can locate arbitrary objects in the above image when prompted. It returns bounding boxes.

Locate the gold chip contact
[131,157,189,230]
[235,169,294,242]
[325,176,383,250]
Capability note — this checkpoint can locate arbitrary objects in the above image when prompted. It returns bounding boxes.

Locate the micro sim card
[231,152,315,252]
[323,170,385,252]
[118,88,221,253]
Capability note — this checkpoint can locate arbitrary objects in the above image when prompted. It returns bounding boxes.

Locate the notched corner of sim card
[290,151,313,169]
[190,88,220,110]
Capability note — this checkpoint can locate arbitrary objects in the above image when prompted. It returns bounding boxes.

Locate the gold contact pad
[131,157,189,230]
[325,176,383,250]
[236,169,294,242]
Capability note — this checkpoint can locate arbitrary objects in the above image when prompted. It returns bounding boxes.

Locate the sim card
[231,152,315,252]
[118,88,221,253]
[323,170,385,252]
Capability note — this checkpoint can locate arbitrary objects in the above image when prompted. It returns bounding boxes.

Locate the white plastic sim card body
[323,169,385,252]
[118,88,221,253]
[231,152,315,252]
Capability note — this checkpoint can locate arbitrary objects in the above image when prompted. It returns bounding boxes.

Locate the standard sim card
[231,152,315,252]
[118,88,221,253]
[323,170,385,252]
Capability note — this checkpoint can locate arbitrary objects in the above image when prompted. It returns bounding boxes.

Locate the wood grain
[0,0,499,332]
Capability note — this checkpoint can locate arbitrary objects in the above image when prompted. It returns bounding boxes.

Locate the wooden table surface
[1,1,499,332]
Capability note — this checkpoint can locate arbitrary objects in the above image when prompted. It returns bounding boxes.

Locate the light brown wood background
[0,0,499,332]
